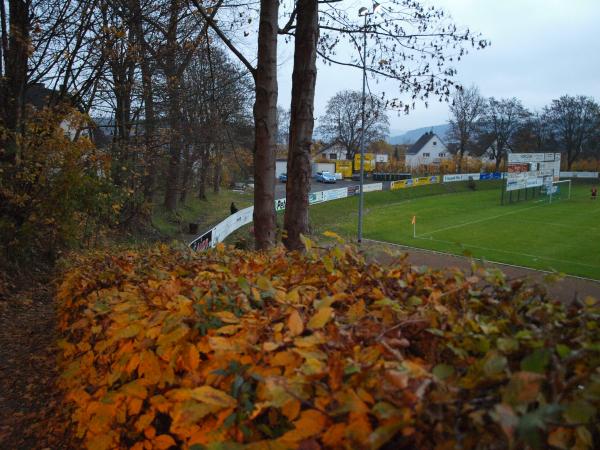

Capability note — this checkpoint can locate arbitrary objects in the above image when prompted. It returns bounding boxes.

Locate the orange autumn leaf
[153,434,176,449]
[287,309,304,336]
[280,409,328,443]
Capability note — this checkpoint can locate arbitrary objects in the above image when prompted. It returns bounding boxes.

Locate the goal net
[544,179,572,203]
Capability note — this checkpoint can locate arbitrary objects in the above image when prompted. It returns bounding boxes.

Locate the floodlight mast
[357,2,379,244]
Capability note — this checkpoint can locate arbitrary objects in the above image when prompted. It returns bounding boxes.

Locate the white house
[316,144,347,161]
[405,132,450,168]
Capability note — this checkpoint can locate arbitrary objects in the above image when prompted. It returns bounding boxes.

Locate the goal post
[547,179,572,203]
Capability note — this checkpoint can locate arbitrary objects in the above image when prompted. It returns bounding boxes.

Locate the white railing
[190,183,383,250]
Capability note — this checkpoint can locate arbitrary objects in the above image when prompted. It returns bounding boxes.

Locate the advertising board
[309,191,325,204]
[506,153,561,192]
[391,179,413,190]
[347,185,359,196]
[479,172,502,180]
[275,198,286,212]
[560,171,599,179]
[362,183,383,192]
[190,229,213,251]
[443,173,481,183]
[322,188,348,201]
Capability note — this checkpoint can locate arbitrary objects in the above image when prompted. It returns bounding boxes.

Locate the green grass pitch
[308,180,600,280]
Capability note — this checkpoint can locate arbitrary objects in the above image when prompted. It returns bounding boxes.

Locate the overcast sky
[276,0,600,136]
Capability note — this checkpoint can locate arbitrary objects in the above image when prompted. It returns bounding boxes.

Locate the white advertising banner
[322,188,348,201]
[309,191,325,205]
[442,173,481,183]
[560,171,598,179]
[211,206,254,246]
[362,183,383,192]
[508,153,547,163]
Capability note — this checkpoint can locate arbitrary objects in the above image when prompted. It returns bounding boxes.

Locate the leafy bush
[0,109,121,267]
[57,241,600,450]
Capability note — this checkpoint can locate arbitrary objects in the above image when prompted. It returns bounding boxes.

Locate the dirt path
[0,278,74,450]
[364,239,600,302]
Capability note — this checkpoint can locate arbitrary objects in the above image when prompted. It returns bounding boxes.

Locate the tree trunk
[198,145,210,200]
[252,0,278,250]
[180,144,192,203]
[495,145,502,172]
[0,0,29,164]
[163,1,182,211]
[131,0,157,201]
[456,144,464,174]
[164,74,182,211]
[283,0,318,251]
[213,148,222,193]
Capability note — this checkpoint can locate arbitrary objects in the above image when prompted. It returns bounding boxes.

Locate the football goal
[546,179,572,203]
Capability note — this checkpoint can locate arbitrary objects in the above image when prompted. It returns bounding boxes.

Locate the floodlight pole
[357,4,378,243]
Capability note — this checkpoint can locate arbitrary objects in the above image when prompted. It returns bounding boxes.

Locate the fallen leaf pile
[57,239,600,449]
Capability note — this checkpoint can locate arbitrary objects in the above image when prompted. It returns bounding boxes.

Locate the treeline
[1,0,488,266]
[448,87,600,172]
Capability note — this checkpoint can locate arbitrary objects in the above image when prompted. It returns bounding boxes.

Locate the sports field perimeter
[309,180,600,280]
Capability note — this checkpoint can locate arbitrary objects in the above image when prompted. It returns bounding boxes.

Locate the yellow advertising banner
[390,176,439,190]
[391,179,413,190]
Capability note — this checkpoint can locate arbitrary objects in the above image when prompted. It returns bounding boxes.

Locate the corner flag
[411,215,416,238]
[411,215,416,225]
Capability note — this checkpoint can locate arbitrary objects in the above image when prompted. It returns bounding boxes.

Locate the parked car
[278,173,287,183]
[315,171,337,183]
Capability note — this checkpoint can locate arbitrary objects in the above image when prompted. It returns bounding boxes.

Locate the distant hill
[389,124,451,145]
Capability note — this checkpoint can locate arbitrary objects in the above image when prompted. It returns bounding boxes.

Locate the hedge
[57,239,599,449]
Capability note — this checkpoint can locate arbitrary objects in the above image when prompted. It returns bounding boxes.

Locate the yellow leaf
[263,342,280,351]
[191,386,237,408]
[286,289,300,304]
[323,230,344,243]
[114,324,143,340]
[153,434,176,449]
[287,310,304,336]
[323,256,334,273]
[215,324,241,335]
[257,276,272,291]
[212,311,240,324]
[156,325,188,348]
[307,306,333,330]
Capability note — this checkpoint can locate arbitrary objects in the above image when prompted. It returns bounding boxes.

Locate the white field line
[414,235,600,270]
[417,203,545,238]
[363,238,600,283]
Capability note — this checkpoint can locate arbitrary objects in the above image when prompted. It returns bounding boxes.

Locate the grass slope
[153,190,253,240]
[310,180,600,279]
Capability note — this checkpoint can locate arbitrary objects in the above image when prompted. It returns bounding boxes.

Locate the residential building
[405,132,451,168]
